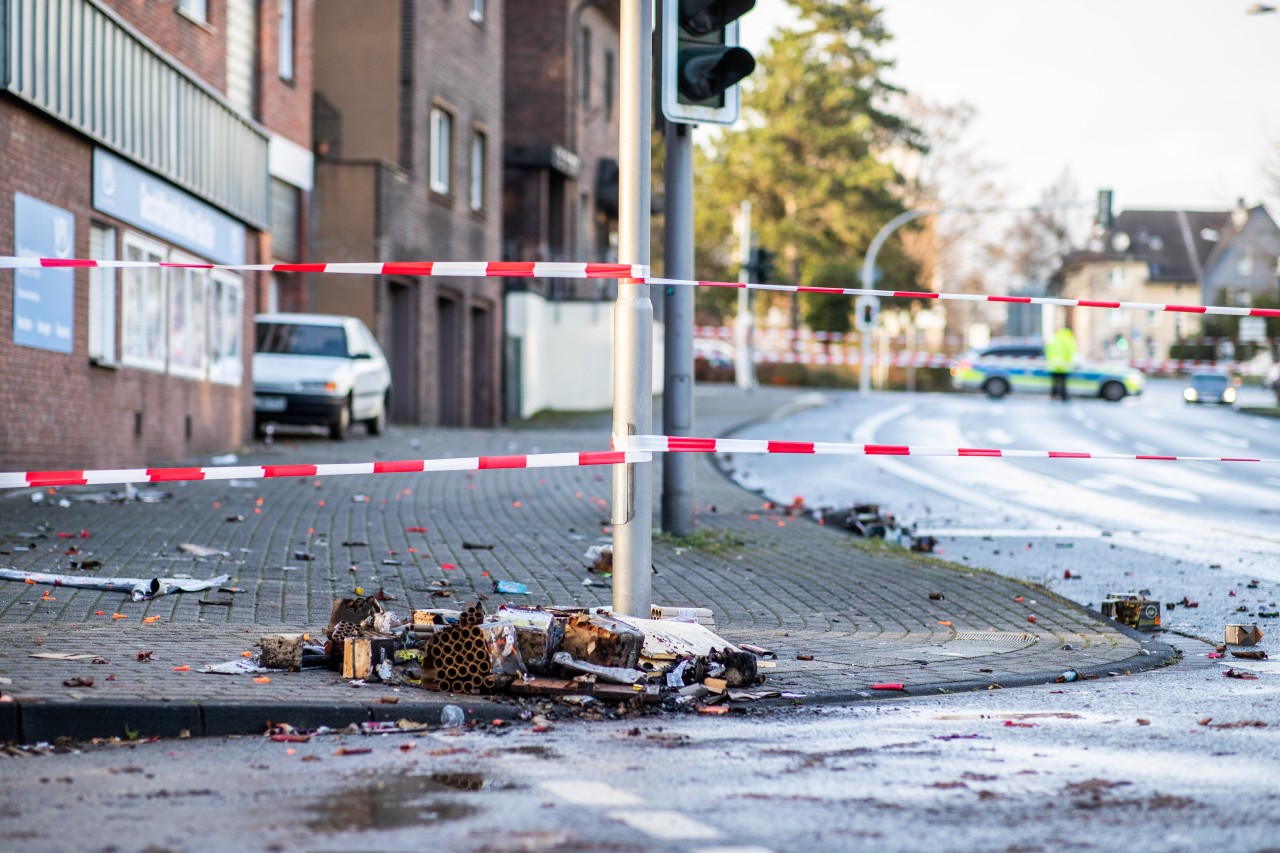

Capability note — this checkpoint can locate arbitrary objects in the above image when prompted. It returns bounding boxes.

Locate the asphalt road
[726,378,1280,643]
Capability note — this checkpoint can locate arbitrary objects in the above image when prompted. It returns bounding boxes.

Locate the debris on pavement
[1100,592,1161,630]
[177,543,231,558]
[0,568,231,601]
[1226,624,1264,646]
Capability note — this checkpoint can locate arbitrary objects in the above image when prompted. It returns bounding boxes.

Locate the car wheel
[983,377,1009,399]
[1100,381,1126,402]
[329,397,352,440]
[366,393,388,436]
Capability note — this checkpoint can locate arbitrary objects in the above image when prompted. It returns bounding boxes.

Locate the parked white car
[252,313,391,439]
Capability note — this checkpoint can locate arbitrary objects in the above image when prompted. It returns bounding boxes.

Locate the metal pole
[859,207,933,395]
[661,117,695,537]
[734,200,754,390]
[611,0,653,617]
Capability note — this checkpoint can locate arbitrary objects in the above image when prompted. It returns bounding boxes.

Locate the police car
[949,343,1144,401]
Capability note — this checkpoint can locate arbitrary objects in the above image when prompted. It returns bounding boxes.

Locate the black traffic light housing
[662,0,757,125]
[748,246,775,282]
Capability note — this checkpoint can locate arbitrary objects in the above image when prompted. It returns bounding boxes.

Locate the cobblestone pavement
[0,386,1169,741]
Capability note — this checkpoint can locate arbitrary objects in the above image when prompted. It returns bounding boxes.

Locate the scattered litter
[928,592,945,601]
[462,541,495,550]
[209,453,238,465]
[584,544,613,574]
[178,543,230,558]
[871,683,905,691]
[493,580,530,595]
[30,652,99,661]
[63,676,94,687]
[1054,669,1079,683]
[1223,668,1258,680]
[1226,624,1264,646]
[1100,593,1161,630]
[1230,650,1268,660]
[440,705,466,728]
[201,659,270,675]
[0,569,230,601]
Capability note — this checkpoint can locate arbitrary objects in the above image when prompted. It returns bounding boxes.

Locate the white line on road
[1103,428,1124,442]
[538,780,642,807]
[1204,430,1250,449]
[607,810,722,840]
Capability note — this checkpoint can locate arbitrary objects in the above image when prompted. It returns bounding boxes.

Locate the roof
[1098,209,1235,282]
[254,313,353,326]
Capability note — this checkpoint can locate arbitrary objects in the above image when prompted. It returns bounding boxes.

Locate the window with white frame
[178,0,207,24]
[278,0,295,81]
[168,254,210,379]
[88,224,118,365]
[209,271,245,385]
[430,107,453,195]
[469,131,486,212]
[470,0,485,23]
[121,233,168,371]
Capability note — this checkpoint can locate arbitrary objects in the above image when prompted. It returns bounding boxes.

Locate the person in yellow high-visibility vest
[1045,326,1077,401]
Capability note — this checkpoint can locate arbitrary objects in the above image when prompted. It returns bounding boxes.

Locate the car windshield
[1190,374,1228,389]
[256,322,349,358]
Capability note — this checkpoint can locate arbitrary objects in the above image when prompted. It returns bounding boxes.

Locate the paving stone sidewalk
[0,386,1172,742]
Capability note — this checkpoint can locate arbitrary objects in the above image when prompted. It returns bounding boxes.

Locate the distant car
[253,313,391,439]
[949,343,1144,401]
[1183,372,1236,405]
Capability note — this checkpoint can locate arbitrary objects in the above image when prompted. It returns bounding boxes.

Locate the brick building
[502,0,626,419]
[311,0,504,428]
[1,0,314,470]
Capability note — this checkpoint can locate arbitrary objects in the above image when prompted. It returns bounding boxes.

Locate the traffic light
[661,0,757,126]
[749,246,775,282]
[855,295,880,332]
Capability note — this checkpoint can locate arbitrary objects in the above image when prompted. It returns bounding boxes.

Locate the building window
[209,271,245,385]
[469,131,486,212]
[270,178,300,261]
[581,27,592,105]
[88,224,118,365]
[121,233,168,372]
[430,107,453,195]
[177,0,207,24]
[169,255,209,379]
[1238,251,1255,277]
[469,0,485,23]
[604,50,615,120]
[278,0,295,82]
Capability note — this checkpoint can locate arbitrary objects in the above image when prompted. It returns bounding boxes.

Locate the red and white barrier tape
[615,435,1279,464]
[0,450,650,489]
[0,256,647,280]
[653,276,1280,319]
[699,347,1249,372]
[4,254,1275,318]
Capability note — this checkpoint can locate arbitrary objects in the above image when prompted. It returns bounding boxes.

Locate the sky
[743,0,1280,213]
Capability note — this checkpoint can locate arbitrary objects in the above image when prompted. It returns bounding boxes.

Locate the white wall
[507,292,665,419]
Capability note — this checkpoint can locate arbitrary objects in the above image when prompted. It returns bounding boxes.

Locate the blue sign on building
[92,148,247,265]
[13,193,76,354]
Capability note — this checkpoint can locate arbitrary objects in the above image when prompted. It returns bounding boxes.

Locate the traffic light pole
[735,200,754,390]
[661,116,696,537]
[611,0,654,617]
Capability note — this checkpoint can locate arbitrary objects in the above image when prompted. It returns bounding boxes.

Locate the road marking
[1082,418,1098,430]
[539,780,642,807]
[1266,478,1280,488]
[693,847,776,853]
[1204,430,1250,449]
[1133,442,1160,455]
[607,810,721,840]
[1103,428,1124,442]
[913,528,1103,539]
[985,428,1016,444]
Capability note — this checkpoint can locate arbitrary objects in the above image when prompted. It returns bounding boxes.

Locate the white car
[252,313,392,439]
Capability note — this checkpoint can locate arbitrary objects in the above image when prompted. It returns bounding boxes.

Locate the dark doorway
[389,281,419,422]
[470,305,494,427]
[437,294,462,426]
